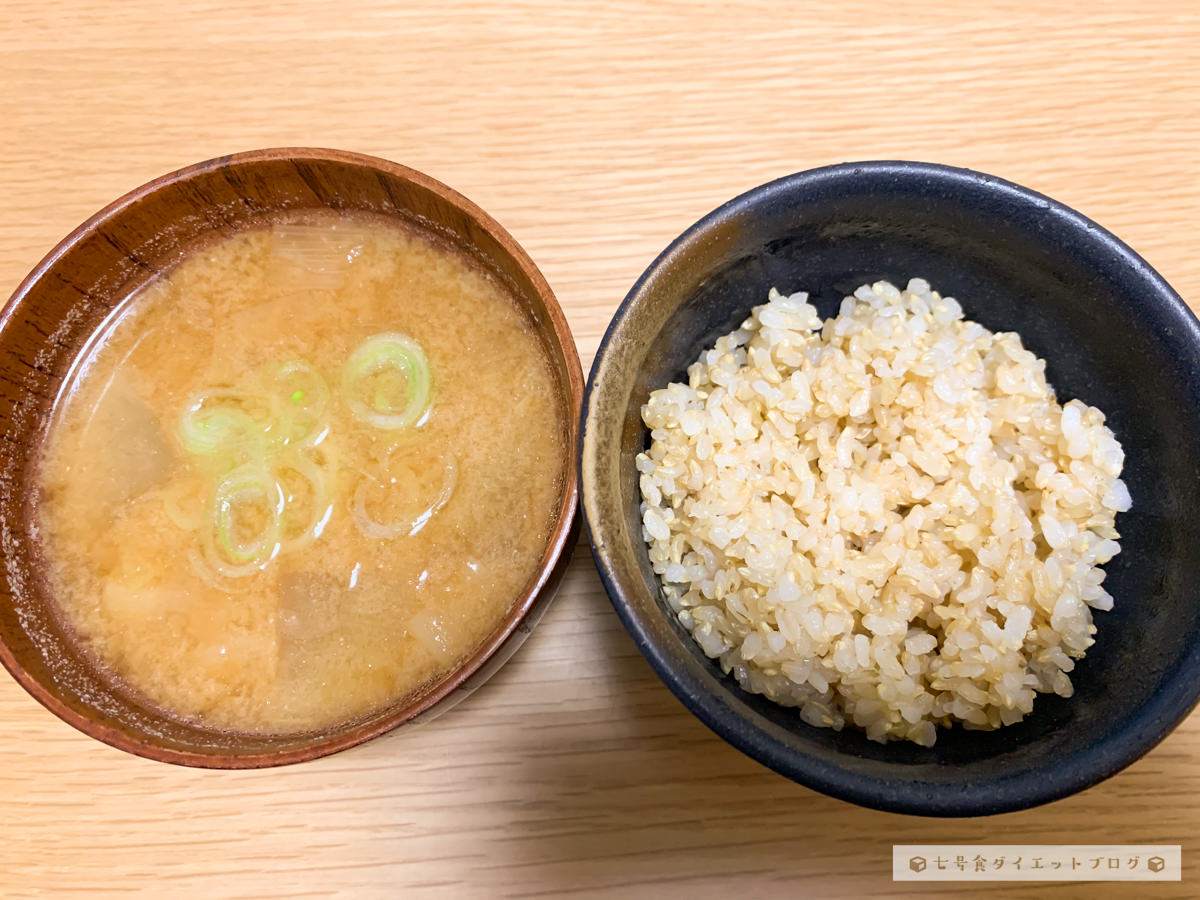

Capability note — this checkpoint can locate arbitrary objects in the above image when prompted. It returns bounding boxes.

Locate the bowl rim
[580,158,1200,816]
[0,147,583,768]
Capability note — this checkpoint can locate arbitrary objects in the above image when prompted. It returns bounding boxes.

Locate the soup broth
[36,212,566,733]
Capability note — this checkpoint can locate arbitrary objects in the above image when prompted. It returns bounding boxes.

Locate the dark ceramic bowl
[581,160,1200,816]
[0,148,582,767]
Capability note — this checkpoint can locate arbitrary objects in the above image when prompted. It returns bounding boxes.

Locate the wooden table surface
[2,2,1198,897]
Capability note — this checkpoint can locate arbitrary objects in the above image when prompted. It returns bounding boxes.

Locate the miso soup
[35,212,567,733]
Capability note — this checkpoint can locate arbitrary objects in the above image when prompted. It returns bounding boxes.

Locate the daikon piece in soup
[35,212,567,733]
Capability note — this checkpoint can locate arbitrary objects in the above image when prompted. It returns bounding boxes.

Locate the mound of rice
[637,279,1130,746]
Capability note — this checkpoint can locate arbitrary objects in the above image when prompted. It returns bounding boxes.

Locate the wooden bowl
[0,148,582,767]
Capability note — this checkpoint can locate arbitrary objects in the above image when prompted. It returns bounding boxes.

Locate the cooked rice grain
[637,279,1129,746]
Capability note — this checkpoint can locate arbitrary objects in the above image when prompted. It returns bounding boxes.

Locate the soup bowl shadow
[0,148,582,767]
[581,160,1200,816]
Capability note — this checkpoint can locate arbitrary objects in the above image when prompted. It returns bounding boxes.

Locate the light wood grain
[2,2,1198,897]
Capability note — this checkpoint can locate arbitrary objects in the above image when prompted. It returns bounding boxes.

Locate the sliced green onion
[342,333,432,430]
[179,389,273,462]
[179,406,261,457]
[202,463,284,576]
[352,452,456,540]
[273,360,330,446]
[177,335,445,577]
[160,477,206,532]
[275,449,334,554]
[187,546,241,592]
